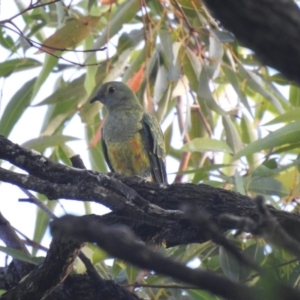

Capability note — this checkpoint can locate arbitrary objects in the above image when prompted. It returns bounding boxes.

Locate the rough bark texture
[0,239,83,300]
[1,135,300,248]
[2,135,300,299]
[202,0,300,84]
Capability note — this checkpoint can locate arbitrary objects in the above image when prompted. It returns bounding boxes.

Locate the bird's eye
[108,86,116,94]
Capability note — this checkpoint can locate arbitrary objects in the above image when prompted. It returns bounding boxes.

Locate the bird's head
[90,81,141,112]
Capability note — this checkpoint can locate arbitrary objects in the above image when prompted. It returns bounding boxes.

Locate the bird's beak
[90,95,101,103]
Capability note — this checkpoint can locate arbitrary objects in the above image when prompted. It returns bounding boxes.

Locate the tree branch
[50,215,259,300]
[1,135,300,248]
[202,0,300,84]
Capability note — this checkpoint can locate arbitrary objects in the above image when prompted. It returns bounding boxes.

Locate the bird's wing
[101,128,115,172]
[141,113,167,184]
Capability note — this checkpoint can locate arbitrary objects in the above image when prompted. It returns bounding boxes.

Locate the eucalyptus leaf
[0,77,36,137]
[0,58,41,77]
[233,120,300,160]
[0,246,39,265]
[248,177,289,197]
[181,137,233,153]
[21,135,79,152]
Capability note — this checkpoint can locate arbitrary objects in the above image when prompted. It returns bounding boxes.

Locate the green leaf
[0,28,14,50]
[185,47,201,91]
[36,72,88,106]
[238,63,284,113]
[240,114,256,144]
[177,0,197,10]
[123,47,147,83]
[42,111,76,136]
[240,114,257,167]
[0,246,38,265]
[207,31,223,79]
[244,243,265,265]
[188,289,217,300]
[192,164,232,183]
[159,30,180,81]
[268,73,289,85]
[181,137,233,153]
[264,108,300,125]
[86,0,140,62]
[153,65,168,103]
[289,85,300,107]
[222,64,252,115]
[197,70,225,115]
[155,83,172,122]
[0,58,41,77]
[248,177,289,197]
[125,264,139,284]
[219,246,241,282]
[86,115,107,172]
[40,15,100,53]
[31,55,59,102]
[84,35,98,95]
[233,121,300,160]
[234,170,246,195]
[222,116,243,154]
[252,165,277,177]
[89,244,109,264]
[103,48,135,83]
[0,77,36,137]
[21,135,79,152]
[117,29,144,54]
[210,28,234,43]
[57,144,76,165]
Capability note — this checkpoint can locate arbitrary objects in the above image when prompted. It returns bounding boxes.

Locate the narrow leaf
[86,0,140,62]
[0,246,38,265]
[233,121,300,160]
[0,77,36,137]
[264,108,300,125]
[31,55,58,102]
[238,63,284,113]
[181,137,233,153]
[39,15,101,53]
[0,58,41,77]
[219,246,240,282]
[248,177,289,197]
[21,135,79,152]
[222,116,243,154]
[289,85,300,107]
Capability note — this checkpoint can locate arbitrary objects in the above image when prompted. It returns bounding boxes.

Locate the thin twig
[0,0,61,23]
[19,188,57,219]
[13,227,48,252]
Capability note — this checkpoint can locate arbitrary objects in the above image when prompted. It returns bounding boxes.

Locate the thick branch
[203,0,300,84]
[50,214,300,300]
[50,215,259,300]
[0,213,34,283]
[2,136,300,299]
[1,135,300,248]
[1,238,83,300]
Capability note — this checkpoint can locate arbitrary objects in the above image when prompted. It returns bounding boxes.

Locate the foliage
[1,0,300,298]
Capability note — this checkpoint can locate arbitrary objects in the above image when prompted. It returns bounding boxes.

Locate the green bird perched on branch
[90,81,167,184]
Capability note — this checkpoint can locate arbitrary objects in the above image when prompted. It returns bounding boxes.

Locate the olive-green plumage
[90,81,167,184]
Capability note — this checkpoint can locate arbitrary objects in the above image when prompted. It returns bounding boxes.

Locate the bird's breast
[105,133,151,178]
[103,111,143,142]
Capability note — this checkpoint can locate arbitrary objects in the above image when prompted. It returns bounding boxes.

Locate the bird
[90,81,167,184]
